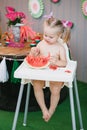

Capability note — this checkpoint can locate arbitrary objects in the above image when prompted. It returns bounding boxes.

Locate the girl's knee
[50,82,64,94]
[50,81,64,87]
[51,87,60,95]
[32,80,45,88]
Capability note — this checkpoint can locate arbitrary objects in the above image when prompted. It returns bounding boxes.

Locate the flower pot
[12,23,24,42]
[12,25,20,42]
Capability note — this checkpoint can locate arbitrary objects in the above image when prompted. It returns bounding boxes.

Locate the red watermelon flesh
[49,65,58,70]
[25,54,50,68]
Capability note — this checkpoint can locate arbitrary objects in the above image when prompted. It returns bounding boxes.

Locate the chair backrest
[63,43,70,62]
[58,38,70,62]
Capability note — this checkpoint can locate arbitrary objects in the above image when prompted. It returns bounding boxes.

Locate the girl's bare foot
[42,109,50,122]
[48,109,55,121]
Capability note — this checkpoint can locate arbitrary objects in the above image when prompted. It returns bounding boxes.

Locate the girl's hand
[30,47,40,56]
[49,55,58,65]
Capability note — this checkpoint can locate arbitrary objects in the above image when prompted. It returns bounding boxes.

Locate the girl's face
[43,25,59,45]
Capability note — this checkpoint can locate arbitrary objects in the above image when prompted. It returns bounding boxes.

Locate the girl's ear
[57,32,62,38]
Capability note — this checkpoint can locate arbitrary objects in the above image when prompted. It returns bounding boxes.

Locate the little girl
[29,16,71,122]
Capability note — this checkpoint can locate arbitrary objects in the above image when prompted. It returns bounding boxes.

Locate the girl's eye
[49,36,53,39]
[44,34,47,37]
[44,34,53,39]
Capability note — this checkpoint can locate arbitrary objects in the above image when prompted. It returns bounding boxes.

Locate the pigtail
[47,16,55,25]
[62,27,71,44]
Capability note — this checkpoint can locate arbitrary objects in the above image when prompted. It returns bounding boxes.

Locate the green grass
[0,81,87,130]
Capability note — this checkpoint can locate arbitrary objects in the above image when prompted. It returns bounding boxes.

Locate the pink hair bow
[62,20,73,28]
[43,12,53,19]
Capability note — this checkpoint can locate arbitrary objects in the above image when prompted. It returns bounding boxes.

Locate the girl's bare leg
[48,82,64,121]
[32,80,50,122]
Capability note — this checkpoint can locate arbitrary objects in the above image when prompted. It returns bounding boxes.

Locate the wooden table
[0,43,40,112]
[0,42,30,58]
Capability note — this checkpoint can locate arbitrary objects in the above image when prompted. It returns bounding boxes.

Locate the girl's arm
[29,47,40,56]
[57,45,67,67]
[49,46,67,67]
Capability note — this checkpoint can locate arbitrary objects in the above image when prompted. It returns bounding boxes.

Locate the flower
[5,6,26,26]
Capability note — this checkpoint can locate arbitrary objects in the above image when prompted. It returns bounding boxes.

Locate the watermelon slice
[49,65,58,70]
[24,54,50,69]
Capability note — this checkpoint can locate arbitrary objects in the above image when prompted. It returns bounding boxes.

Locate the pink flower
[6,13,17,21]
[5,6,26,26]
[16,12,26,19]
[6,6,15,13]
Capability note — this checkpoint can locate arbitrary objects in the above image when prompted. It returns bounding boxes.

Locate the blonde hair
[44,16,71,43]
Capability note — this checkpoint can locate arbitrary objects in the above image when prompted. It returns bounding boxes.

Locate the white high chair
[11,43,84,130]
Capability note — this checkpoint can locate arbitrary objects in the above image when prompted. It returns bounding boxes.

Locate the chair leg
[23,83,31,126]
[74,78,84,130]
[69,86,76,130]
[12,83,24,130]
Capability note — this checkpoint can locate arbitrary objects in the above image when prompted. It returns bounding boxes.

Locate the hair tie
[43,12,53,19]
[62,20,73,28]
